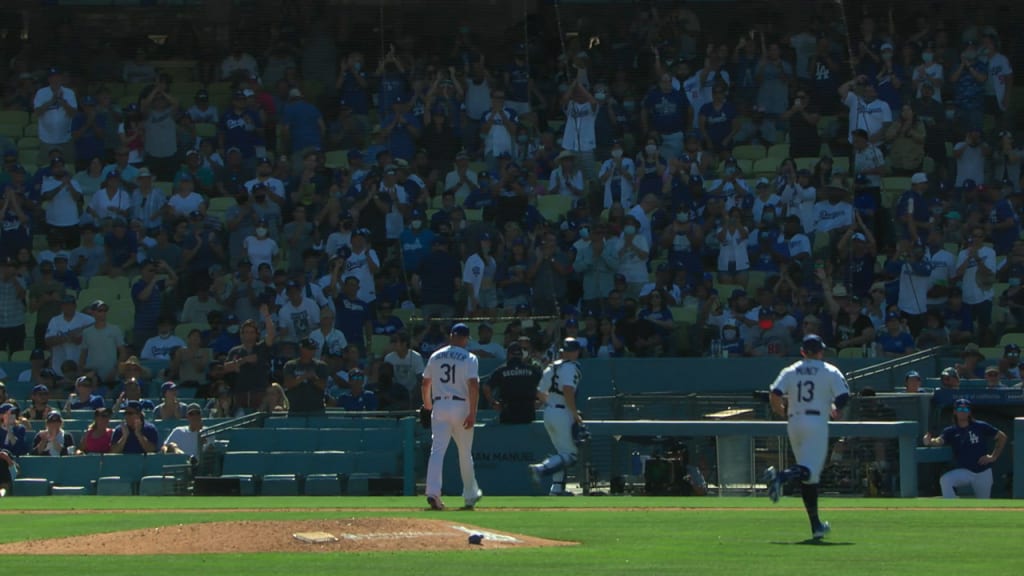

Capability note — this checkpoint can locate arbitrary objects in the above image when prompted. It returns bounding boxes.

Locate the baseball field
[0,496,1017,573]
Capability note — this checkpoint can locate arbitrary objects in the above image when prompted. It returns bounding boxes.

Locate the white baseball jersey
[424,345,479,399]
[771,359,849,417]
[539,360,581,407]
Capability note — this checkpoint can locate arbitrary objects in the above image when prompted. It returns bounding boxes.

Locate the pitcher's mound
[3,518,576,555]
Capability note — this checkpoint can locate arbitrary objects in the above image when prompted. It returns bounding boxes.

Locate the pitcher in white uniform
[763,334,850,540]
[421,323,483,510]
[529,337,583,495]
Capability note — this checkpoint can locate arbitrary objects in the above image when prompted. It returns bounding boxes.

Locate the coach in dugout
[483,342,541,424]
[922,398,1007,499]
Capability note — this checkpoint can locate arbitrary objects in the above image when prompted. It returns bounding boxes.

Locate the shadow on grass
[770,539,855,546]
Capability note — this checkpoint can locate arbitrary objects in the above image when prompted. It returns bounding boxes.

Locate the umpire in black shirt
[483,343,542,424]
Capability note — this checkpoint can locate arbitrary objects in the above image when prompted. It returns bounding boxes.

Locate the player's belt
[551,404,566,409]
[790,410,821,417]
[433,395,465,402]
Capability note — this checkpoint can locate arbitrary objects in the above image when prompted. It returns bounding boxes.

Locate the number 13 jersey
[424,345,480,399]
[770,358,849,416]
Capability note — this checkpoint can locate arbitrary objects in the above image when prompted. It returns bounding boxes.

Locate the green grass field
[0,496,1018,575]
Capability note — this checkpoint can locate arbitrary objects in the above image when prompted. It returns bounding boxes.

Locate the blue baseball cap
[954,398,971,411]
[450,323,471,337]
[801,334,826,353]
[160,381,178,394]
[905,370,922,381]
[32,384,49,394]
[560,337,583,353]
[885,311,901,322]
[0,403,14,414]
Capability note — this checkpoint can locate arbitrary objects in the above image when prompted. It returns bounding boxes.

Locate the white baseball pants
[540,405,577,493]
[940,467,992,499]
[786,415,829,484]
[425,399,480,502]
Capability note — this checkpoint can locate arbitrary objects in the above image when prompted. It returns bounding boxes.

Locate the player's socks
[801,482,821,530]
[778,465,810,484]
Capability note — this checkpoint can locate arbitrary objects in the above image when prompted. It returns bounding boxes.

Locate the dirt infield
[0,518,575,555]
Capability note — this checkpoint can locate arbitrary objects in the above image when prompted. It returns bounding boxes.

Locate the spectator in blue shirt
[70,95,106,171]
[380,94,421,162]
[131,259,177,350]
[280,88,324,156]
[337,53,370,116]
[698,86,739,159]
[642,73,689,159]
[896,173,933,242]
[109,400,159,454]
[219,90,261,159]
[991,184,1021,255]
[950,41,988,133]
[335,368,378,411]
[0,403,29,457]
[875,311,916,357]
[371,302,404,336]
[943,287,975,344]
[331,275,370,354]
[64,375,105,411]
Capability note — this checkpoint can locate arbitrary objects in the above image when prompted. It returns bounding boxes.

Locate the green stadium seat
[12,478,51,496]
[731,144,766,161]
[59,454,102,488]
[22,124,37,138]
[537,194,573,222]
[0,123,22,139]
[142,453,189,476]
[261,474,300,496]
[752,157,779,176]
[139,475,176,496]
[96,476,133,495]
[766,143,789,159]
[999,333,1024,348]
[0,110,28,127]
[304,473,343,496]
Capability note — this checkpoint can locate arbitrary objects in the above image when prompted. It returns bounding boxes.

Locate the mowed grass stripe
[0,503,1018,575]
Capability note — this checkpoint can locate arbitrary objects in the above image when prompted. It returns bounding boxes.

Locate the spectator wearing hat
[131,259,178,349]
[639,262,681,305]
[875,311,916,358]
[129,168,166,234]
[164,175,205,221]
[333,368,377,412]
[245,156,287,205]
[186,89,219,124]
[65,374,105,412]
[78,299,125,385]
[641,70,689,162]
[31,412,75,456]
[307,305,347,361]
[162,402,205,457]
[904,370,925,393]
[839,75,892,143]
[218,90,261,161]
[923,398,1006,499]
[341,228,380,305]
[110,400,159,454]
[0,403,29,456]
[380,93,421,163]
[277,280,320,344]
[283,337,328,416]
[141,316,185,361]
[16,348,47,385]
[952,128,989,188]
[0,256,26,356]
[940,286,974,345]
[23,384,54,420]
[104,216,141,274]
[139,86,180,181]
[560,76,600,180]
[982,365,1007,389]
[462,233,498,316]
[548,150,585,199]
[71,96,107,171]
[41,155,84,248]
[153,381,188,421]
[480,89,519,174]
[573,223,619,317]
[384,332,424,400]
[955,343,987,380]
[953,225,996,339]
[44,293,95,377]
[33,67,78,166]
[86,169,131,224]
[174,149,216,196]
[890,238,932,335]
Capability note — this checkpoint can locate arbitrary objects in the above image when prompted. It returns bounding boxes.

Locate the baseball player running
[421,323,483,510]
[529,337,583,496]
[922,398,1007,498]
[763,334,850,540]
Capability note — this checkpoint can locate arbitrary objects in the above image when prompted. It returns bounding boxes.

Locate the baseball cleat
[462,489,483,510]
[763,466,780,503]
[812,521,831,540]
[426,495,445,511]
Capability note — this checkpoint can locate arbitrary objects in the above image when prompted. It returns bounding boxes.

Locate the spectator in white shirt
[186,90,219,124]
[85,170,132,223]
[308,307,347,360]
[716,208,751,287]
[839,76,892,143]
[40,156,84,248]
[33,67,78,165]
[561,78,599,180]
[467,323,506,360]
[953,226,997,339]
[548,151,585,199]
[851,129,887,189]
[141,318,186,361]
[953,128,990,187]
[383,332,425,397]
[480,90,519,174]
[44,294,96,377]
[221,46,260,81]
[444,151,478,205]
[164,177,205,219]
[598,140,636,210]
[243,220,279,271]
[277,281,321,343]
[813,178,854,236]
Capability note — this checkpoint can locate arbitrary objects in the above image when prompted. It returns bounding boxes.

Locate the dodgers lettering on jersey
[424,345,480,399]
[770,359,849,416]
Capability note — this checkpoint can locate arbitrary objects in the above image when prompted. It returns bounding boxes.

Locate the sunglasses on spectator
[955,406,971,413]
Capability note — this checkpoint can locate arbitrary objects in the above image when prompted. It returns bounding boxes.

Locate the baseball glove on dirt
[419,407,432,429]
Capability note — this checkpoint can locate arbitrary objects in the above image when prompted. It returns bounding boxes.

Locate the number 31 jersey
[424,345,480,398]
[770,358,849,415]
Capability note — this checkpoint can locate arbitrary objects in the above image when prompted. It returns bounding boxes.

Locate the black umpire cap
[801,334,826,354]
[560,337,582,353]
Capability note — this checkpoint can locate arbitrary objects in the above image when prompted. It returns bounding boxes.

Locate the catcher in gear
[528,337,583,495]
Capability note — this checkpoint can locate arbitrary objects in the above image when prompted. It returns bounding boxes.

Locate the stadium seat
[464,208,483,222]
[883,176,911,194]
[304,473,343,496]
[59,454,102,488]
[324,149,349,169]
[0,110,28,127]
[86,275,132,302]
[345,472,381,496]
[12,478,51,496]
[261,474,300,496]
[537,194,573,222]
[142,453,190,477]
[0,123,22,139]
[731,145,766,161]
[208,196,237,217]
[794,157,818,171]
[831,157,849,173]
[10,349,31,362]
[752,157,778,176]
[669,306,698,325]
[175,322,209,340]
[18,456,63,482]
[96,476,133,496]
[355,452,399,476]
[264,451,313,476]
[977,347,1003,360]
[139,475,176,496]
[22,124,37,138]
[51,486,89,495]
[766,143,789,159]
[305,451,358,475]
[370,334,392,359]
[999,333,1024,348]
[17,149,36,166]
[99,454,146,485]
[838,347,865,358]
[221,451,267,477]
[195,123,217,139]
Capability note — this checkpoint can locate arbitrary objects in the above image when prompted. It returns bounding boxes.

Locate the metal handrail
[845,345,958,383]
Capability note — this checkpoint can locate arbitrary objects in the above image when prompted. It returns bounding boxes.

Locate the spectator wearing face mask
[599,139,636,210]
[243,218,278,272]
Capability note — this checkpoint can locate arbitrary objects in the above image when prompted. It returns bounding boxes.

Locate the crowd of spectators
[0,2,1020,426]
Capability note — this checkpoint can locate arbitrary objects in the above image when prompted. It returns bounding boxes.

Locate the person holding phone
[716,207,750,287]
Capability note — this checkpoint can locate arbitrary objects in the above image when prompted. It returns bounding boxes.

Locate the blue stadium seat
[99,454,146,484]
[355,452,399,476]
[221,451,266,478]
[264,451,312,476]
[18,457,63,482]
[304,473,342,496]
[51,486,89,495]
[306,451,358,475]
[59,455,102,488]
[142,453,190,477]
[13,478,51,496]
[261,474,299,496]
[96,476,133,495]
